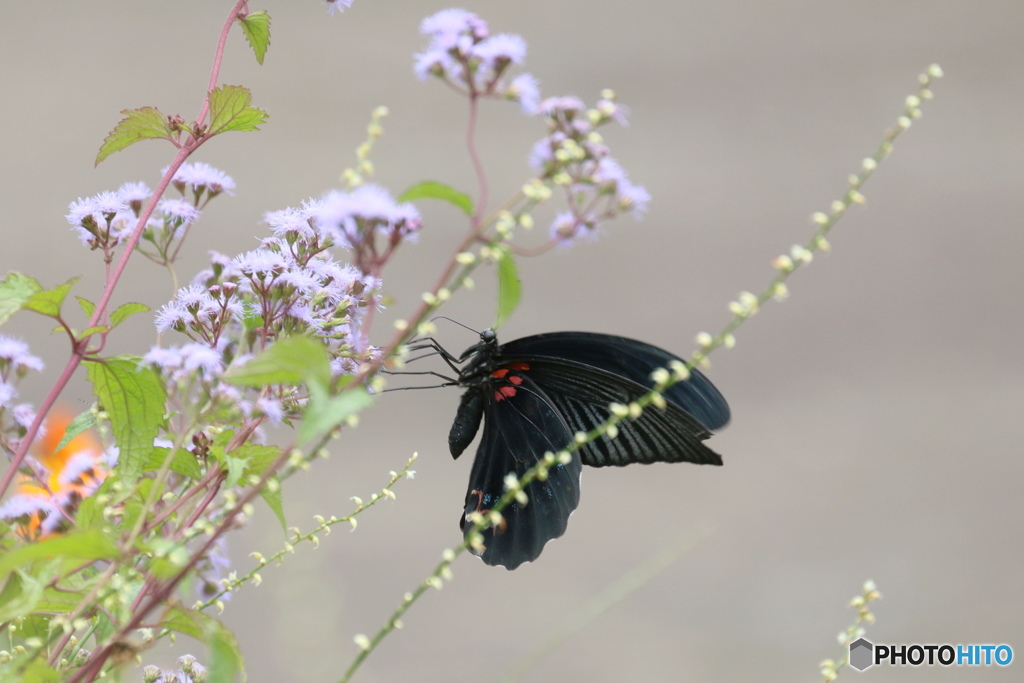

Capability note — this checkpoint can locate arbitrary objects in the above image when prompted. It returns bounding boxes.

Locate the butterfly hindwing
[460,371,582,569]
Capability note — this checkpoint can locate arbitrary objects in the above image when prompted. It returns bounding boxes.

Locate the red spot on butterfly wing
[490,362,530,400]
[493,385,518,401]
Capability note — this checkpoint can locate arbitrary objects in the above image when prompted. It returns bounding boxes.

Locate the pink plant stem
[69,444,291,683]
[359,92,494,373]
[0,148,188,500]
[141,465,223,534]
[0,0,250,501]
[466,94,487,229]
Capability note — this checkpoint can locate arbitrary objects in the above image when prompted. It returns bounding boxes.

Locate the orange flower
[1,407,107,540]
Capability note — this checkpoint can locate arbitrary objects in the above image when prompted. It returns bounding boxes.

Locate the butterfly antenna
[430,315,481,336]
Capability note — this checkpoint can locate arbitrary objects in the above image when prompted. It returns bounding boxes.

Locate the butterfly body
[448,330,729,570]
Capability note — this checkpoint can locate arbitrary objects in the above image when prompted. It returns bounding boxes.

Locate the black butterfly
[426,329,729,570]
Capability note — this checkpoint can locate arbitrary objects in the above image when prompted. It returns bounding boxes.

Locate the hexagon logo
[849,637,874,671]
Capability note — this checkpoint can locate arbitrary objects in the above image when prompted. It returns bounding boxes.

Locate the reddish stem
[0,147,191,500]
[466,94,487,229]
[0,0,251,501]
[68,444,291,683]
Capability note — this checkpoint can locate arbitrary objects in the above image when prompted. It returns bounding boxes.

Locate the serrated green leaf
[234,444,280,476]
[298,382,373,446]
[119,478,152,534]
[110,301,149,329]
[94,609,115,646]
[208,85,267,135]
[0,569,46,622]
[146,447,202,480]
[223,455,249,489]
[54,410,98,453]
[17,659,61,683]
[95,106,172,165]
[76,296,96,319]
[211,429,235,452]
[76,474,122,531]
[494,248,521,330]
[34,585,86,615]
[398,181,473,216]
[18,614,52,640]
[239,11,271,65]
[0,530,119,583]
[162,607,246,682]
[0,272,42,327]
[23,277,79,319]
[223,335,330,388]
[207,618,246,683]
[87,357,165,484]
[75,494,102,531]
[79,325,109,339]
[260,476,286,532]
[163,604,205,640]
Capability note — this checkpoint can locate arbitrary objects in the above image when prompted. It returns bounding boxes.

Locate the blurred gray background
[2,1,1022,681]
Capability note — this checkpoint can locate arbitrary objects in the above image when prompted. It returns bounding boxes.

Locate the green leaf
[139,538,191,580]
[110,301,150,329]
[214,444,282,532]
[208,85,268,135]
[398,180,473,216]
[239,11,271,65]
[260,476,286,532]
[163,607,246,682]
[223,335,330,388]
[222,455,249,489]
[119,478,152,536]
[23,277,80,319]
[18,614,53,640]
[0,272,42,327]
[235,444,280,477]
[298,382,373,446]
[87,357,166,484]
[146,447,202,479]
[0,530,119,583]
[0,569,47,622]
[54,410,98,453]
[95,106,172,165]
[76,474,123,531]
[94,609,115,646]
[17,659,61,683]
[207,618,246,683]
[494,247,521,330]
[34,585,85,615]
[76,296,96,319]
[79,325,109,339]
[163,604,206,640]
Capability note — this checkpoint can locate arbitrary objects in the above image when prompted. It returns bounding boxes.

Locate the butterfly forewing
[498,331,730,431]
[459,371,582,569]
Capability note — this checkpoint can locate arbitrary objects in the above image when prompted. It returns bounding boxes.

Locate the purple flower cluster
[65,185,140,253]
[65,162,236,266]
[313,184,423,276]
[528,94,651,245]
[165,161,236,201]
[322,0,354,15]
[414,8,540,114]
[412,9,649,247]
[0,335,44,453]
[149,182,417,426]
